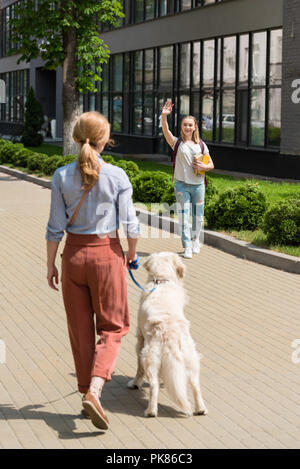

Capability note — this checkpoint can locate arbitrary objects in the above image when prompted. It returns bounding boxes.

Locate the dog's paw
[144,408,157,418]
[194,408,208,416]
[127,379,139,390]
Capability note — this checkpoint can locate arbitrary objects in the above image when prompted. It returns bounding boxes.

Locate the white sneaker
[183,247,193,259]
[192,239,201,254]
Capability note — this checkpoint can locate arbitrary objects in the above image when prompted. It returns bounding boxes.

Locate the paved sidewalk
[0,174,300,449]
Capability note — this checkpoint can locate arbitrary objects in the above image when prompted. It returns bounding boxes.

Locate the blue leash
[128,255,156,293]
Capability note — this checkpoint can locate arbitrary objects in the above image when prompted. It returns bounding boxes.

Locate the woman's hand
[193,160,207,172]
[161,101,174,116]
[47,264,59,291]
[126,251,138,269]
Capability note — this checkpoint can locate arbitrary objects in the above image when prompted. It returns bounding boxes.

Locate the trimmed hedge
[205,182,267,230]
[132,171,175,205]
[263,199,300,245]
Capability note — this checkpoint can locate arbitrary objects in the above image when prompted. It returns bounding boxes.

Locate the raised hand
[161,101,174,116]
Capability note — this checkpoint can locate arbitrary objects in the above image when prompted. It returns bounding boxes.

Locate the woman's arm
[47,240,60,291]
[161,101,176,148]
[193,155,214,173]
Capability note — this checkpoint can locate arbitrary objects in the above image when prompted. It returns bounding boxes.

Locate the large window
[0,70,29,122]
[129,0,223,24]
[82,27,282,152]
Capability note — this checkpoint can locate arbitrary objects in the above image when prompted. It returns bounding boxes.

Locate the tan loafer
[82,391,109,430]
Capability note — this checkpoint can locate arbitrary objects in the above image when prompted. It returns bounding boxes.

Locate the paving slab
[0,174,300,449]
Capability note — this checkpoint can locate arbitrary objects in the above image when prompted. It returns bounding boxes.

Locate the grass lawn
[24,144,300,257]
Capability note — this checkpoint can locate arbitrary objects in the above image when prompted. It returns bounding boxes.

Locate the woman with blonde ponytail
[161,102,214,258]
[46,111,140,430]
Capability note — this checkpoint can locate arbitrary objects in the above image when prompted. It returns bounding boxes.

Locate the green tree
[22,87,44,147]
[10,1,124,155]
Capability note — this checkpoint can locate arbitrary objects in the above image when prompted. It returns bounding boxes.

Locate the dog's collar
[153,278,169,285]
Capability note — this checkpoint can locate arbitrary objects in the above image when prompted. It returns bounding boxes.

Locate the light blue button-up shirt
[46,156,140,242]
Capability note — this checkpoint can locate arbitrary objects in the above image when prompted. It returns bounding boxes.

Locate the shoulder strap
[67,162,106,228]
[199,139,205,154]
[172,138,181,182]
[199,139,209,187]
[67,190,89,228]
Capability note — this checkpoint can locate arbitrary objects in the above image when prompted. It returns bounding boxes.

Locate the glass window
[145,0,155,20]
[113,55,123,92]
[252,32,267,86]
[181,0,192,11]
[221,90,235,143]
[134,51,143,91]
[102,63,109,92]
[124,53,130,91]
[250,88,265,146]
[144,92,153,136]
[223,36,236,86]
[133,92,142,134]
[239,34,249,87]
[159,46,173,90]
[112,95,123,132]
[202,91,214,141]
[102,95,109,119]
[203,40,214,87]
[179,94,190,121]
[135,0,144,23]
[270,29,282,86]
[191,92,200,122]
[145,49,154,90]
[159,0,173,16]
[180,43,190,89]
[268,88,281,146]
[192,42,201,88]
[89,94,95,111]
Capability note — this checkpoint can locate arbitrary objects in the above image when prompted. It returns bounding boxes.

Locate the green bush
[102,154,115,164]
[0,142,24,164]
[0,139,9,148]
[205,182,267,230]
[205,175,218,204]
[114,159,140,182]
[27,153,48,171]
[56,154,77,169]
[11,148,32,168]
[132,171,174,204]
[41,155,63,175]
[263,199,300,245]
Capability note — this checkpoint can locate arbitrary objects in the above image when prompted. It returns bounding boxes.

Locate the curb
[1,164,299,275]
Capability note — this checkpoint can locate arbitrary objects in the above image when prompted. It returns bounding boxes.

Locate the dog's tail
[158,321,192,416]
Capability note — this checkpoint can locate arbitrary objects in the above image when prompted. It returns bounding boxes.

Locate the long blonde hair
[73,111,111,191]
[180,115,200,144]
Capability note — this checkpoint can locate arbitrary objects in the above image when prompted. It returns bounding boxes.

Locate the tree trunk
[62,27,80,156]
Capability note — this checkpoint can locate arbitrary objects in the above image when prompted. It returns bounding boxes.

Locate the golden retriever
[128,252,207,417]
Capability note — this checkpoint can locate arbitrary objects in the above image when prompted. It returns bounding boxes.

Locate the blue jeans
[174,180,205,248]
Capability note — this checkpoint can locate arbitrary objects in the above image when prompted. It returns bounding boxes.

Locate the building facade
[1,0,300,178]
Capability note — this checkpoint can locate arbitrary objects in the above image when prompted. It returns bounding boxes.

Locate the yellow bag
[193,154,210,175]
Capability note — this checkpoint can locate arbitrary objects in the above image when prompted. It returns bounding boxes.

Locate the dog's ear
[174,255,185,278]
[143,255,153,272]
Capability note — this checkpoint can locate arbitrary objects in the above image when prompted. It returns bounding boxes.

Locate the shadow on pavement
[0,404,104,439]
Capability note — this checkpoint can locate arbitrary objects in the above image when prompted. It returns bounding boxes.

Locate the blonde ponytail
[73,112,111,191]
[78,140,100,191]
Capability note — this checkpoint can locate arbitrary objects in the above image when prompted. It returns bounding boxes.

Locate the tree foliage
[11,0,124,92]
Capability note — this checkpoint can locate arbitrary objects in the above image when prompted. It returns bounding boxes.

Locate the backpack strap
[172,137,181,182]
[199,139,208,187]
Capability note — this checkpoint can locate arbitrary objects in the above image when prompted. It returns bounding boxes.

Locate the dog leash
[128,255,156,293]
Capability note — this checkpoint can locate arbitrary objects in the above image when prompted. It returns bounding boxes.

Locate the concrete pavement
[0,174,300,449]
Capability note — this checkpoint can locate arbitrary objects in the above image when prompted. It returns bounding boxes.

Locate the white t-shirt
[173,137,210,185]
